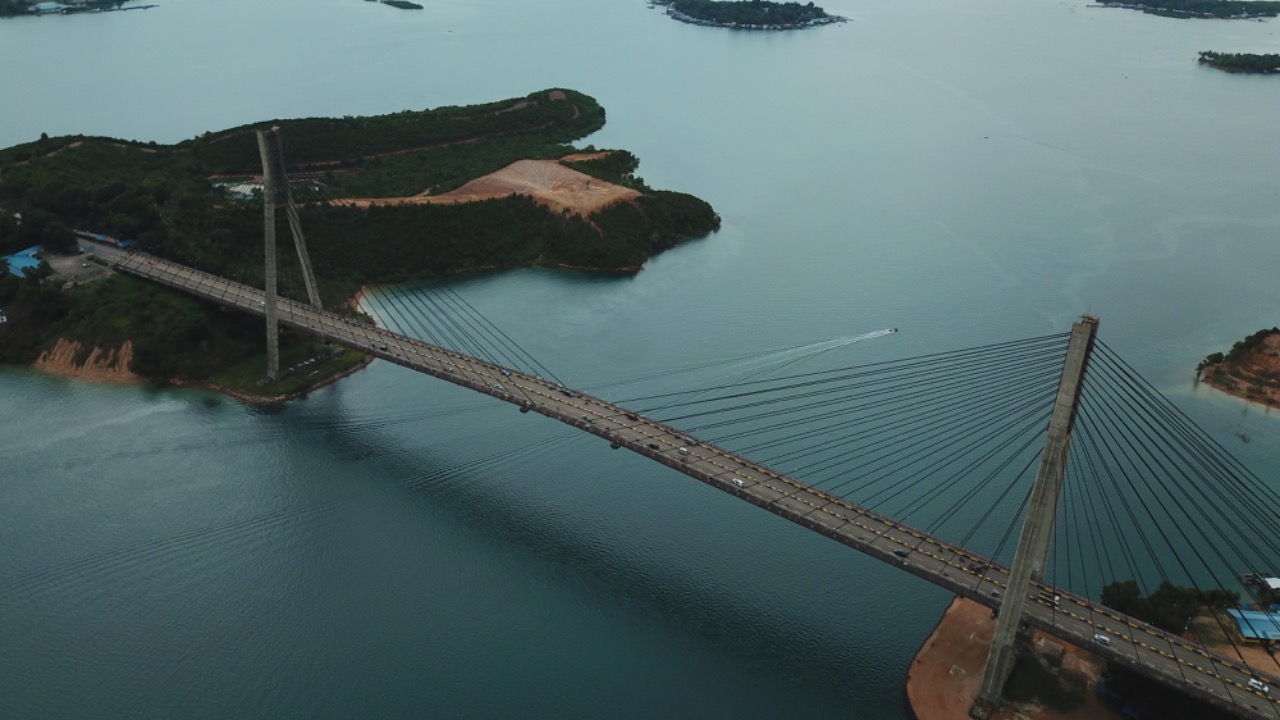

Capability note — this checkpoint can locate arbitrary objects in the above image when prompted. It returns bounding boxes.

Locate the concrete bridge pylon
[256,127,323,383]
[971,315,1099,718]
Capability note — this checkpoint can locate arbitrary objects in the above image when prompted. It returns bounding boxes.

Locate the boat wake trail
[729,328,898,380]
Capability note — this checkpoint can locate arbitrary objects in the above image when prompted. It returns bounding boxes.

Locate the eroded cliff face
[33,338,139,383]
[1202,332,1280,409]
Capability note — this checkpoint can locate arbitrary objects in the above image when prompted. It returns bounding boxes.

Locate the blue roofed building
[5,246,44,277]
[1228,609,1280,642]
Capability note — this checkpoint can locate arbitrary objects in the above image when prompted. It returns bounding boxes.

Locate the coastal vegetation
[1089,581,1244,719]
[0,89,720,396]
[1198,51,1280,74]
[1100,0,1280,19]
[1,0,143,18]
[1100,580,1239,634]
[656,0,841,29]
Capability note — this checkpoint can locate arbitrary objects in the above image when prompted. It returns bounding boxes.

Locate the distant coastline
[0,0,155,18]
[1094,0,1280,19]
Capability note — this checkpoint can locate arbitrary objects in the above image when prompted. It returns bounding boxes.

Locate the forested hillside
[0,89,720,389]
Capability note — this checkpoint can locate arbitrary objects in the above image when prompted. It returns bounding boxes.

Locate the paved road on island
[95,241,1280,720]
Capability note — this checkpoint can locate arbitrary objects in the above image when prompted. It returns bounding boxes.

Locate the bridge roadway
[100,243,1280,720]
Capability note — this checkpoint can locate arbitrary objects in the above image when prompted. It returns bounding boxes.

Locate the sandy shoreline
[1201,375,1280,410]
[905,597,1120,720]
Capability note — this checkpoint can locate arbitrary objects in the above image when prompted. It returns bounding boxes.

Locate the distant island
[654,0,844,29]
[0,0,151,18]
[1098,0,1280,19]
[0,89,720,401]
[1198,328,1280,409]
[1198,51,1280,73]
[366,0,423,9]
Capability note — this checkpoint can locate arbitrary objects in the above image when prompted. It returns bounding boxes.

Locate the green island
[0,0,152,18]
[0,88,720,401]
[1198,51,1280,73]
[655,0,843,30]
[1197,328,1280,409]
[1099,0,1280,19]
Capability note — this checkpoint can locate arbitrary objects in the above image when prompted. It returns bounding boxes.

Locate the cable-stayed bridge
[94,240,1280,720]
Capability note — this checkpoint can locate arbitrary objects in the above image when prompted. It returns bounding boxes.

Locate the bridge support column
[257,129,282,383]
[257,127,324,383]
[971,315,1098,718]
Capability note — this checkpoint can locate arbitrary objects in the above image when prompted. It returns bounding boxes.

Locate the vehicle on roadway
[1093,633,1111,646]
[646,442,660,450]
[731,477,746,488]
[1249,678,1269,694]
[893,549,908,558]
[1037,591,1061,607]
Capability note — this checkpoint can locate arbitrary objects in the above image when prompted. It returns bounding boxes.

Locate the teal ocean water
[2,0,1280,716]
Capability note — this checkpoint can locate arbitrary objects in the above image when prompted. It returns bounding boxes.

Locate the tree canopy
[1198,51,1280,74]
[664,0,834,25]
[1101,580,1239,634]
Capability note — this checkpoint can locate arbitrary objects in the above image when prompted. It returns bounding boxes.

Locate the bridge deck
[100,243,1279,720]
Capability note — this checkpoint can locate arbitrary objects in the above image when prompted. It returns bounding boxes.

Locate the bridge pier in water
[970,315,1099,719]
[256,127,324,383]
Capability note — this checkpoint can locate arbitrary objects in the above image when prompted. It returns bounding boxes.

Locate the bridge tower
[970,315,1099,718]
[256,127,323,382]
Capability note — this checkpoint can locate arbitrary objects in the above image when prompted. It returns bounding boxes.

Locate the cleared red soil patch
[560,151,611,163]
[907,597,1123,720]
[330,158,640,216]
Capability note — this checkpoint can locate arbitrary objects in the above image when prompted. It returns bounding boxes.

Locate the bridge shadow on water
[264,384,946,713]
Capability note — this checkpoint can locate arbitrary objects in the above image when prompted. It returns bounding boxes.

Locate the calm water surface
[2,0,1280,717]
